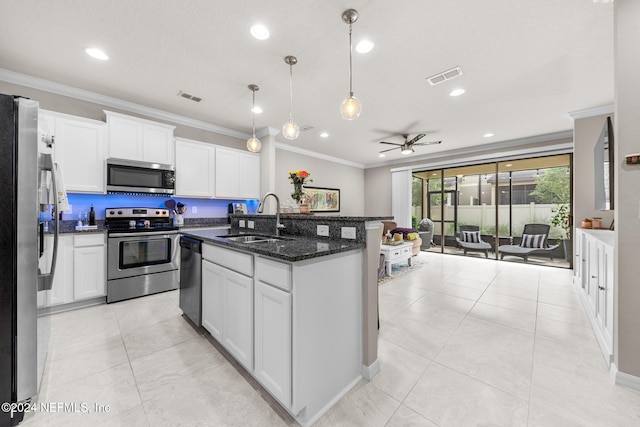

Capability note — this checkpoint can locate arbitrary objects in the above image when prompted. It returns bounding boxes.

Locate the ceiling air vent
[300,125,314,132]
[177,91,203,102]
[426,66,463,86]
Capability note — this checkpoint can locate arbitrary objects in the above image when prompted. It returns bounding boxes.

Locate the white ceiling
[0,0,614,166]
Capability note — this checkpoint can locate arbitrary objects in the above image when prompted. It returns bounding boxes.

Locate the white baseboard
[362,359,381,381]
[611,363,640,391]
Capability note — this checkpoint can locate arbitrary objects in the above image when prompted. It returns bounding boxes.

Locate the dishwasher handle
[180,236,202,253]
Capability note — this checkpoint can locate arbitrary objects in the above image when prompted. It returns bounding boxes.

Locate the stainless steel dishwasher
[179,236,202,326]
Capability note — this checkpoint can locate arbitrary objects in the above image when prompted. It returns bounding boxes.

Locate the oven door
[108,231,179,280]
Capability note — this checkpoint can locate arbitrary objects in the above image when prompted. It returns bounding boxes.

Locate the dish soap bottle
[89,205,96,226]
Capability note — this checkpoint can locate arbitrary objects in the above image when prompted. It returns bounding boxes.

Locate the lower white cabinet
[254,280,292,407]
[574,228,614,364]
[73,234,106,300]
[201,258,253,370]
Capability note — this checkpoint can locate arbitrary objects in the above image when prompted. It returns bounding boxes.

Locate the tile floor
[22,252,640,426]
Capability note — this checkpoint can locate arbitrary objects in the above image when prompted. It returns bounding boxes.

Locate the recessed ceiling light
[431,173,437,176]
[449,88,465,97]
[251,106,263,114]
[483,133,494,138]
[378,153,386,158]
[250,24,270,40]
[84,47,108,60]
[320,132,329,138]
[355,40,375,54]
[505,163,513,167]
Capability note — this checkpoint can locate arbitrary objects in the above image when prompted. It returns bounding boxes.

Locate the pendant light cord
[251,89,256,138]
[289,63,294,121]
[348,23,353,96]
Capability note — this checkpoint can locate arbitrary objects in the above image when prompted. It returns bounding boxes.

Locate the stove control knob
[156,211,160,215]
[109,210,115,215]
[117,210,123,215]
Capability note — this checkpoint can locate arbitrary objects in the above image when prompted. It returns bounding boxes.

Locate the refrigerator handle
[39,154,59,289]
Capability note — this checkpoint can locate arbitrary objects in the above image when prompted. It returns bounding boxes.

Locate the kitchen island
[181,215,389,426]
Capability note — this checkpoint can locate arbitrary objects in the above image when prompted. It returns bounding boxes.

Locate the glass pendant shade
[282,119,300,140]
[340,94,361,120]
[246,137,261,152]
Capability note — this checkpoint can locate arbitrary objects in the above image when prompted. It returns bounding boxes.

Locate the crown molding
[568,105,614,120]
[275,143,365,169]
[371,130,573,170]
[0,67,250,140]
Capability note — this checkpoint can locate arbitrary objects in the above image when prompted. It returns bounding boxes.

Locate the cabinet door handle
[591,275,597,279]
[599,286,605,291]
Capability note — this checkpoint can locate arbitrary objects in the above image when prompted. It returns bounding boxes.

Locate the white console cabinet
[574,228,614,365]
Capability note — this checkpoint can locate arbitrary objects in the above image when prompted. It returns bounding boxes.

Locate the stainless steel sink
[221,234,288,244]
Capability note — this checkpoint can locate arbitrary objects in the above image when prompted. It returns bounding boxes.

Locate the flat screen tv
[594,116,614,210]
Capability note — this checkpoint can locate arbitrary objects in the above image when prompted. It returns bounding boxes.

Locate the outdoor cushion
[462,230,481,243]
[520,234,547,248]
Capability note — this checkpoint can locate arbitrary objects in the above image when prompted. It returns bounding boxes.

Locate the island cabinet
[39,110,106,193]
[201,244,254,371]
[574,228,614,365]
[104,110,175,165]
[200,241,363,426]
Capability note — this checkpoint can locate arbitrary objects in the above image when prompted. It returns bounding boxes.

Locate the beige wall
[275,148,365,216]
[0,81,246,149]
[614,0,640,377]
[573,113,615,229]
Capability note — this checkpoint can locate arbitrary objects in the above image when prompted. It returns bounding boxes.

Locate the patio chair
[498,223,559,263]
[456,225,492,258]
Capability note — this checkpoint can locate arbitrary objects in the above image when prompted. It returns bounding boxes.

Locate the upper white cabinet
[39,110,106,193]
[175,137,216,198]
[215,147,260,199]
[104,110,175,165]
[574,228,614,365]
[175,140,260,199]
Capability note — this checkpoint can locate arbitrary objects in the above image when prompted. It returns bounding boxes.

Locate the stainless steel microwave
[106,158,175,194]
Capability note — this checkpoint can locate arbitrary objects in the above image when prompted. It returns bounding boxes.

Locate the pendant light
[282,55,300,140]
[340,9,362,120]
[246,84,261,153]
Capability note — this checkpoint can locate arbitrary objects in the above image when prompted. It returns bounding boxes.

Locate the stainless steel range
[106,207,179,303]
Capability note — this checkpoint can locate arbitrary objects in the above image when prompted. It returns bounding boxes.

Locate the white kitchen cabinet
[573,229,614,365]
[104,110,175,165]
[50,235,74,306]
[40,110,106,193]
[215,147,260,199]
[202,260,224,341]
[201,252,253,371]
[73,234,106,300]
[175,137,216,197]
[238,152,261,199]
[254,272,292,407]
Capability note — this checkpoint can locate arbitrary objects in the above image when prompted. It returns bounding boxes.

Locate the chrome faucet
[257,192,285,236]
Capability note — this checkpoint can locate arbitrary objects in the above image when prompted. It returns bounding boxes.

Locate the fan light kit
[379,134,442,156]
[282,55,300,140]
[246,84,261,153]
[340,9,362,120]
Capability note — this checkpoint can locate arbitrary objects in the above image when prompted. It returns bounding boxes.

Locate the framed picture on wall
[304,186,340,212]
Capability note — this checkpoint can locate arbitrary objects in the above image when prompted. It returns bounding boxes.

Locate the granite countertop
[181,228,364,262]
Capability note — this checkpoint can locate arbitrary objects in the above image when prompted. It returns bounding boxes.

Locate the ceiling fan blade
[407,134,426,145]
[379,146,399,153]
[379,141,402,146]
[412,140,442,146]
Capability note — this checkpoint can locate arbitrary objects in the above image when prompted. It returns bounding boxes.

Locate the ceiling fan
[379,133,442,155]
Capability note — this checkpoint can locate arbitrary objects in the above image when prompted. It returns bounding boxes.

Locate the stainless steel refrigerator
[0,94,61,426]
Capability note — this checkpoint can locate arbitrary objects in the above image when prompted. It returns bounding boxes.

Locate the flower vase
[299,203,310,214]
